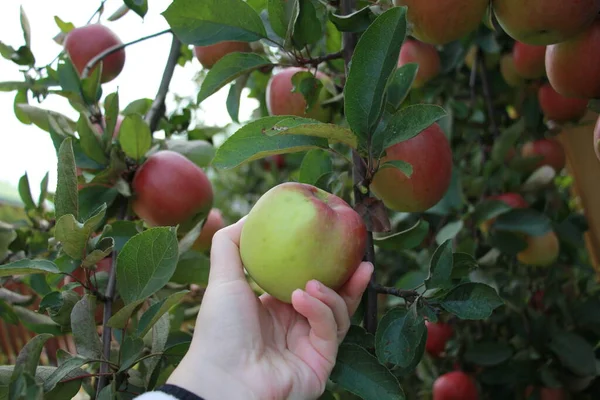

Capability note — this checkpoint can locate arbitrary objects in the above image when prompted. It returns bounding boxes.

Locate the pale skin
[166,217,374,400]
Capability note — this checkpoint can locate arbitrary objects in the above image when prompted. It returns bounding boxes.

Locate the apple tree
[0,0,600,399]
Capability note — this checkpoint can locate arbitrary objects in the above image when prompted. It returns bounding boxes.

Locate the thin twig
[370,283,419,301]
[81,29,172,79]
[145,34,181,132]
[469,47,479,108]
[86,0,108,24]
[477,49,500,142]
[297,51,344,67]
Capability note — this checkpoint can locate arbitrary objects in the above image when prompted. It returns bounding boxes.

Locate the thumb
[207,216,248,286]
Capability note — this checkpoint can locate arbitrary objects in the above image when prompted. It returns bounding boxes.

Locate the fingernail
[310,280,323,292]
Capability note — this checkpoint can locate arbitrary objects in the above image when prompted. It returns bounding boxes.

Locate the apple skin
[266,67,333,123]
[500,54,525,87]
[132,150,213,228]
[239,182,367,303]
[525,386,567,400]
[517,230,560,267]
[512,41,546,79]
[192,209,225,253]
[538,83,588,123]
[393,0,488,45]
[425,321,454,358]
[492,0,600,45]
[194,41,252,69]
[398,39,441,88]
[594,117,600,162]
[521,139,566,172]
[371,123,453,212]
[433,371,479,400]
[63,24,126,83]
[480,193,528,234]
[546,18,600,99]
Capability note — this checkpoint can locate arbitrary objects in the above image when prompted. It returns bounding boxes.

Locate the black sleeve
[156,384,206,400]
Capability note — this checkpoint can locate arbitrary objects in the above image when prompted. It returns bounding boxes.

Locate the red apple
[371,123,453,212]
[63,24,126,83]
[546,18,600,98]
[480,193,528,234]
[500,54,526,87]
[517,230,560,267]
[525,386,567,400]
[194,41,252,69]
[538,83,588,123]
[261,155,286,171]
[594,116,600,162]
[398,39,441,88]
[393,0,489,45]
[192,209,225,253]
[239,182,367,303]
[493,0,600,45]
[512,42,546,79]
[433,371,479,400]
[132,150,214,228]
[521,139,566,172]
[425,321,454,357]
[266,67,333,123]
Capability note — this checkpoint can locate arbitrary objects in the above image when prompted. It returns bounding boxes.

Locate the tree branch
[81,29,172,80]
[370,283,419,301]
[297,51,344,67]
[145,34,181,132]
[477,49,500,143]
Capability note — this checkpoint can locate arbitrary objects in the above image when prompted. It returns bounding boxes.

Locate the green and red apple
[398,39,441,88]
[194,41,252,69]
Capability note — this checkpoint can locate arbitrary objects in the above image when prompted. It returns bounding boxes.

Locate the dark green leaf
[103,92,120,143]
[425,240,454,289]
[162,0,267,46]
[81,61,103,104]
[117,227,179,304]
[0,224,16,261]
[386,63,418,111]
[464,342,513,366]
[0,259,59,277]
[344,7,407,145]
[548,331,597,376]
[40,290,79,326]
[143,312,170,387]
[136,290,188,338]
[197,53,272,104]
[375,305,425,367]
[211,116,328,169]
[472,200,513,226]
[226,74,250,123]
[54,204,107,260]
[166,139,215,168]
[43,357,90,392]
[77,115,108,165]
[435,220,463,245]
[343,325,375,349]
[78,184,119,222]
[491,119,525,163]
[292,0,322,49]
[171,250,210,286]
[488,230,528,255]
[330,344,405,400]
[299,149,332,187]
[374,220,429,251]
[291,71,324,112]
[268,0,299,42]
[440,283,504,320]
[14,104,76,135]
[118,337,145,372]
[124,0,148,17]
[451,253,478,279]
[492,209,552,236]
[329,6,377,33]
[70,295,103,359]
[55,137,78,220]
[0,299,18,324]
[82,238,114,268]
[11,334,53,382]
[37,172,49,209]
[379,160,413,178]
[17,174,35,210]
[99,220,142,253]
[107,299,145,329]
[119,114,152,162]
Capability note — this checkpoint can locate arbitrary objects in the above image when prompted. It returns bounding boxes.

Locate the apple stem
[146,34,182,132]
[81,28,172,80]
[370,283,419,302]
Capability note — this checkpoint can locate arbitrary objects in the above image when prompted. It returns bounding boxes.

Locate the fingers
[305,280,351,343]
[338,262,374,316]
[291,289,337,361]
[207,216,247,286]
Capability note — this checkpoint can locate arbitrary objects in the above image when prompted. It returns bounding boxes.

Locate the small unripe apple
[194,41,252,69]
[512,41,546,79]
[492,0,600,45]
[500,54,525,87]
[266,67,334,123]
[517,230,560,267]
[433,371,479,400]
[192,209,225,253]
[240,182,367,303]
[521,139,566,172]
[398,39,441,88]
[132,150,213,228]
[546,18,600,99]
[63,24,126,83]
[480,193,528,234]
[371,123,453,212]
[538,83,588,123]
[525,386,567,400]
[594,116,600,162]
[425,321,454,357]
[393,0,489,45]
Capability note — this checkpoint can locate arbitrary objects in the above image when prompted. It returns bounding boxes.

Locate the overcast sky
[0,0,254,198]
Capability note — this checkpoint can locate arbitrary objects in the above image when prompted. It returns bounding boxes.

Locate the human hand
[167,217,373,400]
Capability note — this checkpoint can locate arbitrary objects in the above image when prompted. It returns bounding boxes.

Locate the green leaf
[82,238,114,268]
[143,312,170,387]
[374,220,429,251]
[425,240,454,289]
[344,7,407,145]
[451,253,478,280]
[78,185,118,222]
[54,204,107,260]
[464,342,513,366]
[171,251,210,286]
[14,104,76,135]
[375,305,426,368]
[55,137,78,220]
[107,299,145,329]
[103,92,120,143]
[472,200,513,226]
[0,259,59,277]
[117,227,179,305]
[268,0,299,43]
[17,173,35,210]
[291,71,324,112]
[264,117,357,147]
[292,0,322,49]
[197,53,272,104]
[0,81,29,92]
[440,283,504,320]
[136,290,189,338]
[343,325,375,349]
[211,116,328,169]
[386,63,418,111]
[54,16,74,33]
[488,231,528,255]
[40,290,79,326]
[19,6,31,47]
[80,60,103,104]
[0,224,16,263]
[329,6,377,33]
[43,357,90,392]
[77,115,108,165]
[299,149,332,187]
[492,209,552,237]
[548,331,597,376]
[118,337,145,372]
[379,160,413,178]
[37,172,49,209]
[330,344,405,400]
[14,89,30,125]
[99,220,142,253]
[118,114,152,162]
[374,105,447,156]
[124,0,148,17]
[436,221,464,246]
[11,334,53,383]
[226,74,250,123]
[162,0,267,46]
[70,295,103,359]
[491,119,525,164]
